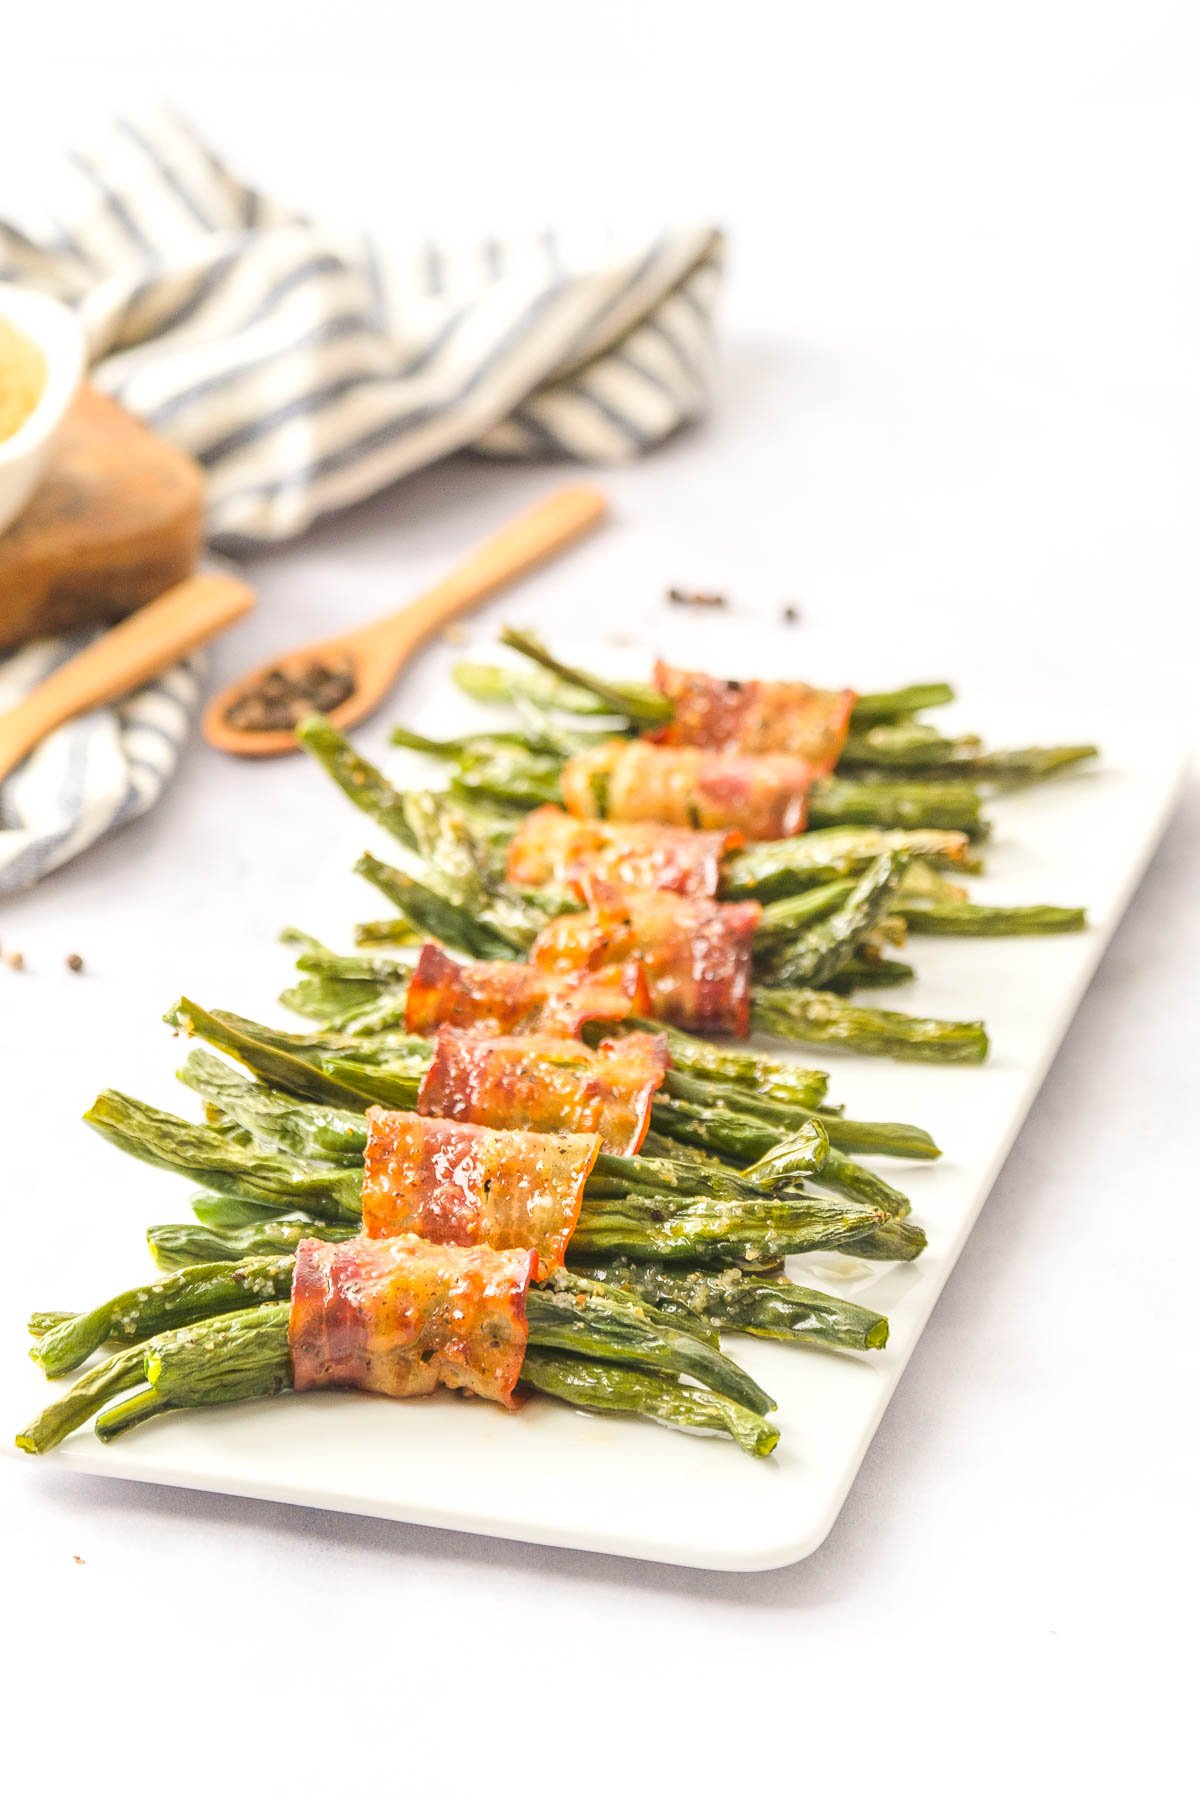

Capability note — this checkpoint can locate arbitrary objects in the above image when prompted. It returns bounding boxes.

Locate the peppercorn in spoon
[202,486,608,758]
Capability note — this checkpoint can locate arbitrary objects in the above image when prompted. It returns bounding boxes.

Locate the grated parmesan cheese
[0,316,46,443]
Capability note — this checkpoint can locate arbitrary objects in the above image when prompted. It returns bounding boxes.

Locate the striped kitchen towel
[0,109,723,893]
[1,108,724,544]
[0,631,203,896]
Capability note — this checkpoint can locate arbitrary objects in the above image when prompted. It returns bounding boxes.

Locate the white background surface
[2,2,1197,1791]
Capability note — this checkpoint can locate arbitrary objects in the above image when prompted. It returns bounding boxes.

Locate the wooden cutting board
[0,386,204,653]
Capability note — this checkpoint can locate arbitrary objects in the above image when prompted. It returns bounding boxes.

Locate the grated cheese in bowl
[0,315,47,444]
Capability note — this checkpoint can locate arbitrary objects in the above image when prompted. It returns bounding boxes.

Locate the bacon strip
[418,1025,668,1155]
[404,941,649,1039]
[650,662,856,775]
[288,1233,532,1408]
[506,804,740,900]
[362,1109,599,1277]
[532,891,762,1038]
[560,740,814,840]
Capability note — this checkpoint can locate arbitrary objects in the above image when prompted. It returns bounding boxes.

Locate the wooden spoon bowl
[202,485,609,758]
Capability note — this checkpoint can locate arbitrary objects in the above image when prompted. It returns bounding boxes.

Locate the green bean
[166,997,384,1108]
[755,853,907,988]
[843,1217,928,1260]
[807,777,986,835]
[279,976,405,1032]
[529,1274,774,1414]
[84,1090,363,1221]
[93,1391,181,1441]
[449,753,566,813]
[898,900,1086,935]
[295,713,418,846]
[179,1049,367,1163]
[148,1218,356,1269]
[825,955,916,991]
[519,1348,779,1458]
[168,997,427,1104]
[840,721,973,770]
[848,683,956,724]
[751,987,989,1064]
[751,881,857,949]
[30,1257,294,1376]
[914,745,1099,786]
[16,1344,149,1453]
[454,657,633,717]
[571,1259,889,1351]
[589,1138,828,1202]
[642,1024,830,1108]
[355,850,526,958]
[355,919,423,947]
[811,1111,940,1161]
[500,627,674,725]
[571,1189,887,1267]
[141,1304,294,1406]
[27,1312,73,1337]
[191,1193,298,1228]
[745,1138,911,1219]
[721,826,977,902]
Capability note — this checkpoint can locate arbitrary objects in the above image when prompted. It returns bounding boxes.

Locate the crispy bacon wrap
[532,890,762,1038]
[506,804,740,900]
[650,662,856,775]
[560,740,813,840]
[404,941,649,1040]
[288,1233,533,1409]
[362,1109,599,1277]
[418,1025,669,1155]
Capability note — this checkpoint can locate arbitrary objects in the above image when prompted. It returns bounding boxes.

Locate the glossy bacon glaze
[560,740,813,840]
[404,941,650,1039]
[532,891,763,1037]
[288,1233,533,1408]
[650,662,856,775]
[417,1026,669,1155]
[362,1109,599,1277]
[506,804,740,900]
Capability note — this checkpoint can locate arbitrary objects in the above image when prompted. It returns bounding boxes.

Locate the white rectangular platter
[2,624,1185,1570]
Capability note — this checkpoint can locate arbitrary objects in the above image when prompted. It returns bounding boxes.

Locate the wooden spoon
[203,484,609,758]
[0,570,255,784]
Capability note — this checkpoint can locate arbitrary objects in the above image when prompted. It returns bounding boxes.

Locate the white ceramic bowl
[0,283,87,537]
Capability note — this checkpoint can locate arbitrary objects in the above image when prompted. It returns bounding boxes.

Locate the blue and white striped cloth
[0,108,724,893]
[0,635,203,894]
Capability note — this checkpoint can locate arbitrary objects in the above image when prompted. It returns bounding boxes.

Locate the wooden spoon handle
[359,485,609,663]
[0,572,255,783]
